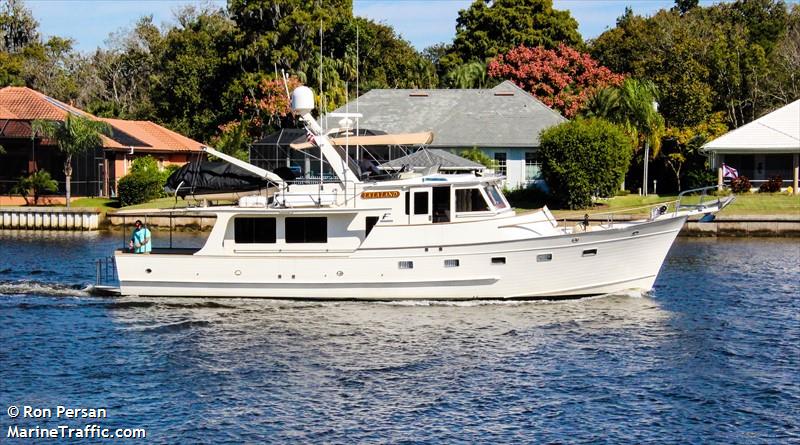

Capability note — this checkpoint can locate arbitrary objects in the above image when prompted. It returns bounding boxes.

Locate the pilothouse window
[456,188,489,212]
[285,217,327,243]
[234,217,276,244]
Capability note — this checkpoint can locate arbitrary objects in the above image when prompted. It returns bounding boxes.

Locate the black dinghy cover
[164,161,276,197]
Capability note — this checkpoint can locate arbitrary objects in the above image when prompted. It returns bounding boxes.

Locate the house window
[494,152,507,177]
[525,152,542,181]
[285,217,327,243]
[455,188,489,212]
[234,217,276,243]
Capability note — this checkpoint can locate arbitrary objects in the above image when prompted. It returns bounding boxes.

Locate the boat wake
[0,280,89,297]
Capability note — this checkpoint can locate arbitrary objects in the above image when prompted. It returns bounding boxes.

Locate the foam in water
[0,280,89,298]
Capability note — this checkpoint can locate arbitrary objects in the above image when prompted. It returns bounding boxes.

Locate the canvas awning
[290,131,434,150]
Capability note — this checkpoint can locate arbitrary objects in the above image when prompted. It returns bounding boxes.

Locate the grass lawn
[67,196,198,213]
[519,192,798,218]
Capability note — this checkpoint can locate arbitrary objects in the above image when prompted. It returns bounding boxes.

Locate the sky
[23,0,795,53]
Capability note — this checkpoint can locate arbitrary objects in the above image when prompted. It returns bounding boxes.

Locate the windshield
[485,185,507,209]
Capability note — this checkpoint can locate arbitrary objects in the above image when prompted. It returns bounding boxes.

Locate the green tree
[458,147,496,168]
[11,170,58,205]
[0,0,38,53]
[149,7,238,142]
[585,79,665,157]
[661,112,728,191]
[32,115,111,207]
[539,118,633,209]
[441,0,582,72]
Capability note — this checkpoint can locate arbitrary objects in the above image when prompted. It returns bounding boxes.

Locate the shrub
[118,173,163,206]
[685,168,717,190]
[12,170,58,205]
[729,176,751,193]
[539,118,633,209]
[504,185,550,209]
[758,176,783,193]
[118,156,171,206]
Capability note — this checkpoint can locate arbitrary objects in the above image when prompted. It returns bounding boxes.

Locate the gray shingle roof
[379,148,485,171]
[327,81,566,148]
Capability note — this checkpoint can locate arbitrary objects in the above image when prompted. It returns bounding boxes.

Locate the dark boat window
[286,217,327,243]
[414,191,429,215]
[405,191,410,215]
[234,217,276,244]
[456,188,489,212]
[582,249,598,257]
[537,253,552,262]
[491,257,506,265]
[365,216,379,236]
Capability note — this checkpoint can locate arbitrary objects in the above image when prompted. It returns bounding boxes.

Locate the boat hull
[115,215,686,300]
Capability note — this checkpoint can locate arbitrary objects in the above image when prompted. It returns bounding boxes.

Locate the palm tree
[585,79,665,194]
[32,114,112,208]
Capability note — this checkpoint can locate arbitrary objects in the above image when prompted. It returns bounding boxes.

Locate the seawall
[0,207,101,230]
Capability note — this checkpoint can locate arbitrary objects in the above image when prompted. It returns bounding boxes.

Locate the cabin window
[414,191,429,215]
[405,192,410,215]
[444,259,460,268]
[234,217,276,244]
[455,188,489,212]
[491,257,506,265]
[485,185,507,209]
[285,217,327,243]
[537,253,552,262]
[398,261,414,269]
[582,249,598,257]
[365,216,379,236]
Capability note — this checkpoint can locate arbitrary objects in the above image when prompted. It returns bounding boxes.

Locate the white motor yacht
[113,86,733,300]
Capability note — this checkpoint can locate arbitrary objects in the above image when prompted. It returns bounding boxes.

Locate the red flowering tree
[488,44,625,117]
[243,75,304,129]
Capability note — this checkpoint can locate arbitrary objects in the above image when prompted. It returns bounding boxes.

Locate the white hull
[116,215,686,300]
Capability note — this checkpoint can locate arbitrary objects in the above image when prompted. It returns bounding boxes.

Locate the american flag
[306,128,317,145]
[722,163,738,179]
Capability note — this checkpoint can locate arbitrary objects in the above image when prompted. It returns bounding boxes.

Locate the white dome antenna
[291,86,315,115]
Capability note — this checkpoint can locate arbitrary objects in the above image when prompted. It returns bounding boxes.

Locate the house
[323,80,567,189]
[0,86,204,202]
[702,99,799,194]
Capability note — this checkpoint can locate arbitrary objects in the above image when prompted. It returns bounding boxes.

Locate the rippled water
[1,231,798,443]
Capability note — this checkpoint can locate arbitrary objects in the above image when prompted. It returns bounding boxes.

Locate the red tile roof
[100,118,204,153]
[0,86,203,153]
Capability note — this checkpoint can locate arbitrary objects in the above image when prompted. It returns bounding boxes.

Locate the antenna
[356,23,360,161]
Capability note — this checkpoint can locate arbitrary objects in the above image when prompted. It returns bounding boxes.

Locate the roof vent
[494,92,514,97]
[409,92,429,97]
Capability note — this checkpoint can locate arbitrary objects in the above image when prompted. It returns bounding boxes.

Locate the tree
[149,8,238,142]
[539,118,633,209]
[584,79,665,156]
[0,0,38,53]
[459,147,496,168]
[444,60,492,89]
[441,0,582,72]
[488,44,624,117]
[11,170,58,205]
[661,112,728,191]
[674,0,699,14]
[32,115,111,207]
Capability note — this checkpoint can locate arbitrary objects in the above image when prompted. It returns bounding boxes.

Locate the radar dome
[291,86,315,115]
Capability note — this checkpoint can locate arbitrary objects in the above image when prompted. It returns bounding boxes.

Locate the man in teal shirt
[129,220,152,253]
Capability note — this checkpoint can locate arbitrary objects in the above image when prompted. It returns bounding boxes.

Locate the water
[1,232,798,444]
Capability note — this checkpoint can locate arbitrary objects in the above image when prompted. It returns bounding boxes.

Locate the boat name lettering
[361,191,400,199]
